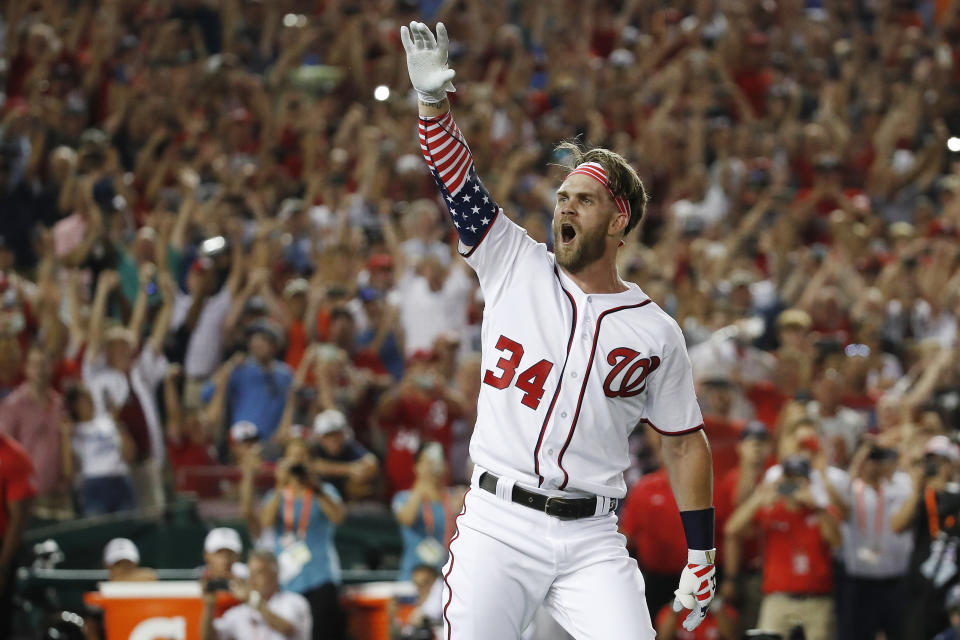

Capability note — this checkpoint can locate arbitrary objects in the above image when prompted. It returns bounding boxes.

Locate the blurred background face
[415,443,446,482]
[319,430,346,456]
[24,348,50,386]
[204,549,238,578]
[284,439,308,464]
[248,332,276,362]
[106,338,133,371]
[248,556,279,598]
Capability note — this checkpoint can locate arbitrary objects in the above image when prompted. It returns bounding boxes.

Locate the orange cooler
[85,581,210,640]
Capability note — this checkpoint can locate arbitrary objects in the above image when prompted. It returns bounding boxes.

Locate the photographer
[259,439,346,640]
[201,550,311,640]
[392,442,462,582]
[725,453,841,640]
[834,438,914,640]
[895,435,960,638]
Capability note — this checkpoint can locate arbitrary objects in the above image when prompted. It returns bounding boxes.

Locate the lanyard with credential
[421,490,453,542]
[283,488,313,541]
[853,479,884,544]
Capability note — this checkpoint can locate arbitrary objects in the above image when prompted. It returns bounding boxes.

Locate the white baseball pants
[441,471,655,640]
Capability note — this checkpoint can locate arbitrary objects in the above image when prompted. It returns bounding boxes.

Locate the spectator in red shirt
[0,432,36,636]
[374,350,466,498]
[716,421,773,630]
[654,598,739,640]
[0,346,66,506]
[725,455,842,640]
[620,466,691,617]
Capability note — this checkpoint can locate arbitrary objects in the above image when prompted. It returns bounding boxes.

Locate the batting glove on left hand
[400,21,456,104]
[672,548,717,632]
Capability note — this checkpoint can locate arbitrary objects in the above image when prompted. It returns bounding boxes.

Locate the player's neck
[560,256,628,295]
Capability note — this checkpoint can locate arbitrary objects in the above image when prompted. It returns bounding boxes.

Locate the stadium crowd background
[1,0,960,638]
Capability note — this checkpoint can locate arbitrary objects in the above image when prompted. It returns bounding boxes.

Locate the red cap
[368,253,395,271]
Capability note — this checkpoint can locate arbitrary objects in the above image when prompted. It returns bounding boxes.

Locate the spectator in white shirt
[396,255,473,356]
[201,550,312,640]
[82,268,175,508]
[807,369,867,467]
[169,248,243,407]
[61,382,136,516]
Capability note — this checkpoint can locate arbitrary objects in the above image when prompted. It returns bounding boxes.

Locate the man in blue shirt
[203,320,292,440]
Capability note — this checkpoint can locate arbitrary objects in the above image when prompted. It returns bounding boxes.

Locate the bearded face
[553,173,619,273]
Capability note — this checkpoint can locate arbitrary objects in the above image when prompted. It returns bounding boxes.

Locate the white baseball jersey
[465,214,703,498]
[419,110,704,501]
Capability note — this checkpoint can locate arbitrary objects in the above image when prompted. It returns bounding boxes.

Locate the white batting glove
[672,548,717,632]
[399,21,456,104]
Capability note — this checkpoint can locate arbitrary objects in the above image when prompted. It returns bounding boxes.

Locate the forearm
[0,501,29,570]
[200,603,218,640]
[891,490,921,533]
[257,602,296,635]
[660,430,714,510]
[725,494,762,538]
[395,489,424,527]
[817,509,842,548]
[819,471,849,519]
[417,100,499,248]
[240,469,261,538]
[260,493,281,531]
[312,458,358,479]
[317,494,346,525]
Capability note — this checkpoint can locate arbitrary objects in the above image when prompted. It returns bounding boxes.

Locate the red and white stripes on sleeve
[418,110,473,197]
[417,110,500,248]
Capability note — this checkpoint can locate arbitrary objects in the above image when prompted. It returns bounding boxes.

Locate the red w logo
[602,348,661,398]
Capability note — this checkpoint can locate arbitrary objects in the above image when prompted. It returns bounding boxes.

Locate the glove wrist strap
[687,548,716,565]
[416,89,448,104]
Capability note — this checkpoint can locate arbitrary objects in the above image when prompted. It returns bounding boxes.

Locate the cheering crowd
[2,0,960,638]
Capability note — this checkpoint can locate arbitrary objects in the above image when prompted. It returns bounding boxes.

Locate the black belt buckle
[544,496,580,520]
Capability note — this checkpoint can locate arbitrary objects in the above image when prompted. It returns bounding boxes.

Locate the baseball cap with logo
[204,527,243,555]
[103,538,140,567]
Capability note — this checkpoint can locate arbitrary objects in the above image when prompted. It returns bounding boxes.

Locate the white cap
[313,409,348,437]
[103,538,140,567]
[229,420,259,443]
[925,435,960,462]
[204,527,243,555]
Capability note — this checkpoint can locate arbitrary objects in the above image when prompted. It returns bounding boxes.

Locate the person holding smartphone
[725,452,842,640]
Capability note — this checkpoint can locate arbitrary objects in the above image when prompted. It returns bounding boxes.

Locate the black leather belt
[478,472,617,521]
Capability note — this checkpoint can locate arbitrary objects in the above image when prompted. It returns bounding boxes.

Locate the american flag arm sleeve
[418,110,500,248]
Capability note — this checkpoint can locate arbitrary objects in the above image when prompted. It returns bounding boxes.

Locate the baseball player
[401,22,716,640]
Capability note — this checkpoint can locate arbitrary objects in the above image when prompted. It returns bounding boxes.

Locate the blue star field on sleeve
[418,111,499,246]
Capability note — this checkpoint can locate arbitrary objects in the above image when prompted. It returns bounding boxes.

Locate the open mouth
[560,223,577,245]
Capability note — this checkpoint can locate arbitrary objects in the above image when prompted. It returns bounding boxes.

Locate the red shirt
[702,417,745,480]
[745,381,790,429]
[755,501,833,595]
[620,470,688,574]
[655,601,738,640]
[379,392,457,497]
[167,436,219,497]
[0,433,37,536]
[715,468,765,572]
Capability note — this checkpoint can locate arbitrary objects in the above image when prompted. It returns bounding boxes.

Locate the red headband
[567,162,632,220]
